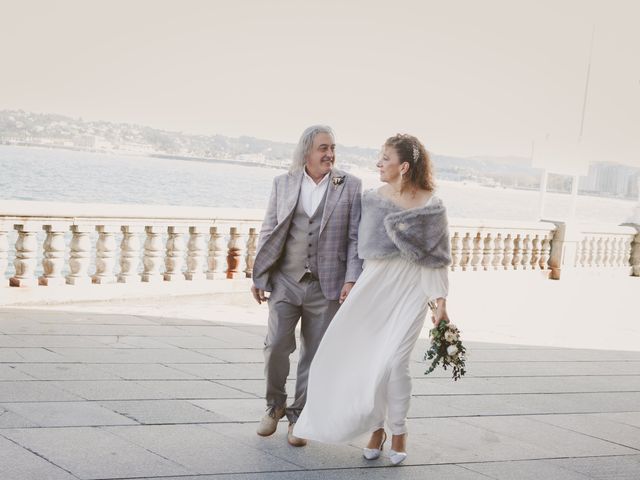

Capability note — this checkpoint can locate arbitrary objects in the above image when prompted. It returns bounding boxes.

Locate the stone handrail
[1,201,638,290]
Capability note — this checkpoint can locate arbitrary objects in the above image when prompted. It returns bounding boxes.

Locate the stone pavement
[1,300,639,480]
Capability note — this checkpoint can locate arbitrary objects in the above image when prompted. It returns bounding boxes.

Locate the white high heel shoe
[389,449,407,465]
[363,430,387,460]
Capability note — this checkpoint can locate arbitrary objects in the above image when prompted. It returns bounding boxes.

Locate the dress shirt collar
[303,168,330,187]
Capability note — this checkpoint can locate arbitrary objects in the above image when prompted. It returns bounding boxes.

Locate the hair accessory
[412,144,420,162]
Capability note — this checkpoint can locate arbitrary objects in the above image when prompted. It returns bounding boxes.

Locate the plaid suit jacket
[252,168,363,301]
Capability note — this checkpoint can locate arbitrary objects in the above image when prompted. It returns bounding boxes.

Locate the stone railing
[0,201,264,289]
[546,221,640,279]
[1,202,638,296]
[448,219,555,272]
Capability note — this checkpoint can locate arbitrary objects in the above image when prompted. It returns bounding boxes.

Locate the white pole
[569,174,579,221]
[539,169,548,219]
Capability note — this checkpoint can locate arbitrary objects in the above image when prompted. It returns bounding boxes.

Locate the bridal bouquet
[424,301,467,381]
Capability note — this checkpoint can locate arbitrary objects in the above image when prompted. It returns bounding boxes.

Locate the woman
[293,134,451,465]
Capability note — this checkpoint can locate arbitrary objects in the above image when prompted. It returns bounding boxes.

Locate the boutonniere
[332,175,345,190]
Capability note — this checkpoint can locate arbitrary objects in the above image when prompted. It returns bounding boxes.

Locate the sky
[1,0,639,168]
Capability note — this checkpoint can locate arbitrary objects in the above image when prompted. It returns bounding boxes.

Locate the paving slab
[167,362,269,380]
[92,363,200,380]
[0,401,138,427]
[0,381,83,402]
[0,364,35,380]
[0,347,68,363]
[104,424,303,475]
[410,375,640,395]
[545,454,640,479]
[47,347,218,364]
[188,398,272,422]
[456,415,637,457]
[144,465,489,480]
[464,458,594,479]
[530,413,640,450]
[14,363,122,381]
[192,348,271,363]
[0,406,38,428]
[1,426,192,479]
[0,435,78,480]
[100,399,228,424]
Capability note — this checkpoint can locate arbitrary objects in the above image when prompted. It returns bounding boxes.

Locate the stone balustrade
[546,222,640,279]
[0,201,264,289]
[447,219,555,273]
[1,201,638,295]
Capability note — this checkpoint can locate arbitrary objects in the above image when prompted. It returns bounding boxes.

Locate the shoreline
[1,142,638,205]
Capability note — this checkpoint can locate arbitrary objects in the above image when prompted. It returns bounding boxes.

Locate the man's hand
[251,284,269,304]
[339,282,355,304]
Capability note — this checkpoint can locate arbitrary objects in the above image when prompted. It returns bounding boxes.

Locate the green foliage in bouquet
[424,319,467,381]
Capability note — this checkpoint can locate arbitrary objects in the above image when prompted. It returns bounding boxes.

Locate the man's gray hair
[290,125,335,172]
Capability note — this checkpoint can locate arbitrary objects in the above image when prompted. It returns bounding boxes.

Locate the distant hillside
[0,109,555,189]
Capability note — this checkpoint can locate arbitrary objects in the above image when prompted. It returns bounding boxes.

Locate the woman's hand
[431,297,449,326]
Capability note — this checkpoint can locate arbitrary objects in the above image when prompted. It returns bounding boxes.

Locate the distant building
[580,162,640,198]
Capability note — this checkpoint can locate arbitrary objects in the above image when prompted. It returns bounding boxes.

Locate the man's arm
[344,178,363,283]
[256,176,279,252]
[251,176,279,304]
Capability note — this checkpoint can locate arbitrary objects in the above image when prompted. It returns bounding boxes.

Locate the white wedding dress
[293,249,448,443]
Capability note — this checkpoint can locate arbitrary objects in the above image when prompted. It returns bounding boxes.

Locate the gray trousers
[264,270,340,423]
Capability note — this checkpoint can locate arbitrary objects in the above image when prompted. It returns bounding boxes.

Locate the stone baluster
[185,226,207,281]
[578,237,589,267]
[206,226,227,280]
[630,233,640,276]
[520,234,531,270]
[540,234,551,270]
[164,226,186,281]
[66,225,92,285]
[244,227,258,278]
[0,222,10,282]
[141,226,164,282]
[226,227,245,279]
[460,232,471,271]
[511,234,522,270]
[604,237,618,267]
[574,237,584,267]
[601,237,611,267]
[492,233,504,271]
[617,237,628,267]
[586,236,596,267]
[470,233,482,271]
[10,223,40,287]
[594,237,604,267]
[92,225,118,284]
[502,234,514,270]
[39,223,68,286]
[450,232,461,271]
[481,233,494,271]
[530,235,540,270]
[118,225,143,283]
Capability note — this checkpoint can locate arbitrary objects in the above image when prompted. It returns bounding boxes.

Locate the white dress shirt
[301,169,330,217]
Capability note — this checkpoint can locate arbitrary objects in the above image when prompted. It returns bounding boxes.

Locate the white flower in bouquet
[446,345,459,356]
[444,330,459,342]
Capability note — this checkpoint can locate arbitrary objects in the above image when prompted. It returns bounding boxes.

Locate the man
[251,125,363,447]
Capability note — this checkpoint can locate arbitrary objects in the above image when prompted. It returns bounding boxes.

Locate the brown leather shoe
[256,405,286,437]
[287,423,307,447]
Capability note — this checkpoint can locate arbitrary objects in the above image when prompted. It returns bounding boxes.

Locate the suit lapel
[320,169,346,234]
[285,170,304,216]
